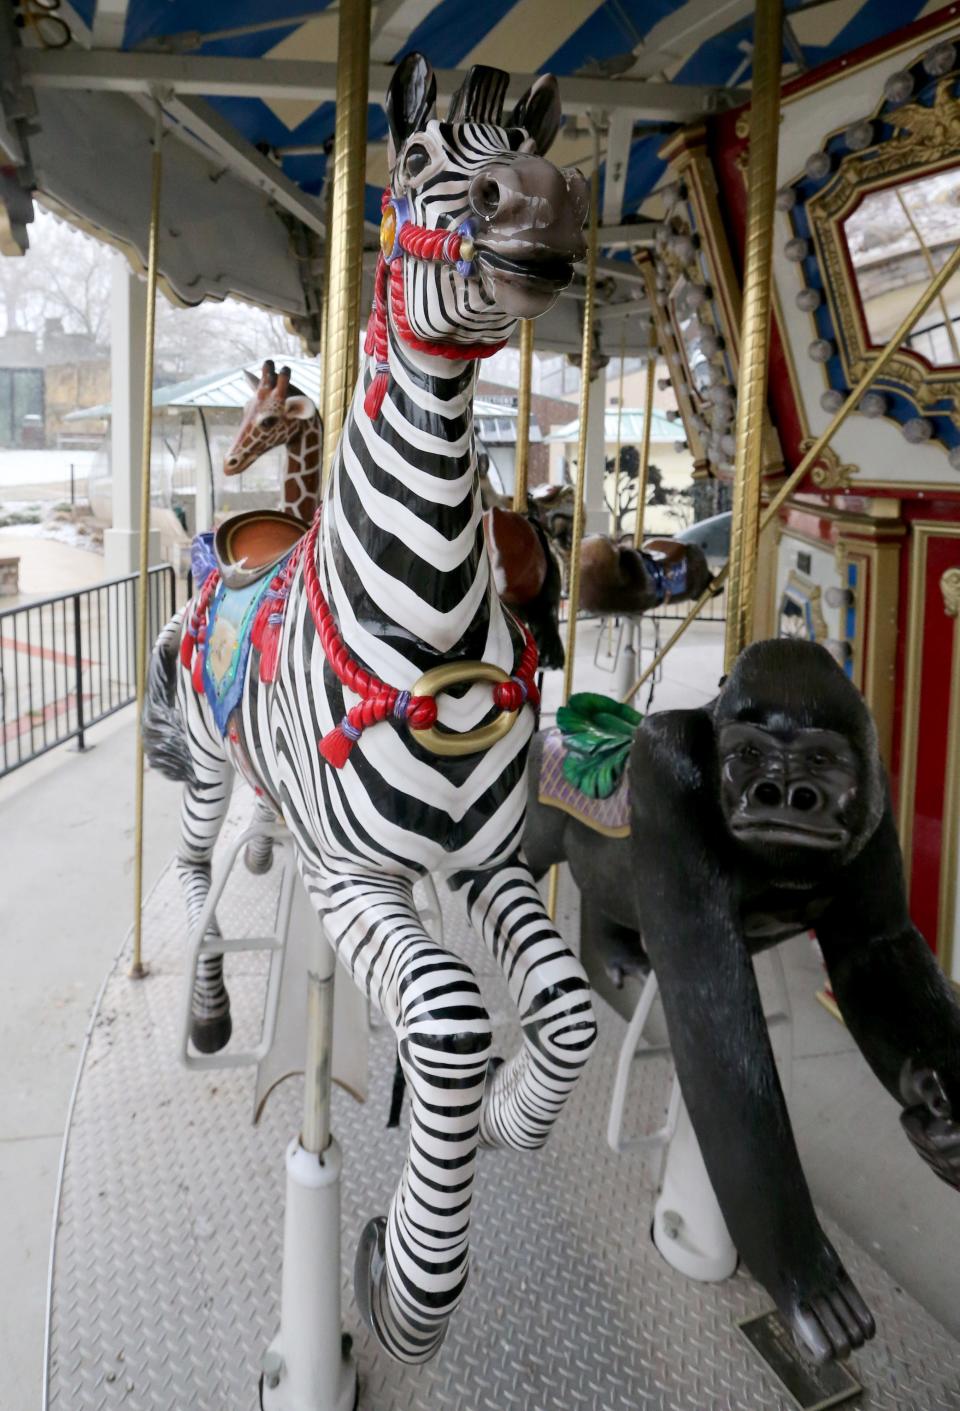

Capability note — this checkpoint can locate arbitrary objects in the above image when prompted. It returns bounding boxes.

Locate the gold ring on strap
[409,661,519,757]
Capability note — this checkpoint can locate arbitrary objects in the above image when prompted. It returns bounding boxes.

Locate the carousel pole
[129,101,163,981]
[321,0,370,484]
[262,3,369,1406]
[633,352,655,549]
[547,124,601,921]
[723,0,784,672]
[610,322,626,536]
[513,319,534,511]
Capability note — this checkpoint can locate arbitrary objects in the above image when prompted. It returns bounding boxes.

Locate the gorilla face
[718,721,861,862]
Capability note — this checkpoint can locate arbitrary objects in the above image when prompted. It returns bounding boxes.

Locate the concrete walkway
[2,614,959,1406]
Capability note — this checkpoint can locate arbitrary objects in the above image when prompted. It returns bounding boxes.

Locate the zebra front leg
[305,865,492,1364]
[244,793,279,874]
[177,761,235,1054]
[452,857,598,1150]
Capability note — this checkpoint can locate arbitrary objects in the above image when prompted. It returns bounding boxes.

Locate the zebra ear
[386,53,436,170]
[447,66,509,125]
[508,74,562,157]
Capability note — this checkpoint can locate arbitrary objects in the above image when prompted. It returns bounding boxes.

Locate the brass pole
[560,154,600,705]
[610,320,626,535]
[130,104,163,979]
[321,0,370,484]
[621,239,960,704]
[633,353,655,548]
[548,129,601,921]
[318,169,334,423]
[513,319,534,511]
[724,0,784,671]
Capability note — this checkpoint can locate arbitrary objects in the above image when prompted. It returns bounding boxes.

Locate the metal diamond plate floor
[44,799,960,1411]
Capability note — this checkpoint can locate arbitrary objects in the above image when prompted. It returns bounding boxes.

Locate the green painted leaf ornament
[557,692,643,800]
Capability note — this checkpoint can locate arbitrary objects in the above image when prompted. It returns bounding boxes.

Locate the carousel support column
[513,319,533,510]
[723,0,784,672]
[261,5,368,1407]
[584,363,607,535]
[547,126,601,922]
[616,352,655,697]
[103,258,160,579]
[129,101,164,981]
[194,408,214,535]
[321,0,370,485]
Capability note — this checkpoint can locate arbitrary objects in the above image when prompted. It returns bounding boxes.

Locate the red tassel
[363,371,389,420]
[180,630,194,668]
[258,629,282,684]
[318,725,356,768]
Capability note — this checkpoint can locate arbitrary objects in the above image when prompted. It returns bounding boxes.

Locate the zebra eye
[404,144,430,180]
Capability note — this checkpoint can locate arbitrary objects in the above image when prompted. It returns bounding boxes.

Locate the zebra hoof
[190,1011,232,1054]
[243,841,274,875]
[354,1215,447,1363]
[353,1215,387,1335]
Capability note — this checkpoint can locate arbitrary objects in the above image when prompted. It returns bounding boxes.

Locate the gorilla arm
[630,712,873,1362]
[815,804,960,1189]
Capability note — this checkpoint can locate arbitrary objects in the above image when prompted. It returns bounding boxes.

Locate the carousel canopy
[545,406,678,443]
[0,0,933,352]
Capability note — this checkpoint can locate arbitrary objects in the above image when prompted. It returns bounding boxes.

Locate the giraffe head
[224,360,319,477]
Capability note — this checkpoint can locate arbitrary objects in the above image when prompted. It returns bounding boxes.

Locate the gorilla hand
[900,1060,960,1189]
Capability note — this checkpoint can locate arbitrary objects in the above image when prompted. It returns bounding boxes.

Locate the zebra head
[224,361,317,476]
[385,53,588,343]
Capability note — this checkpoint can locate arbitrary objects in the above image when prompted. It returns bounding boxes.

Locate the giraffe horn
[260,359,277,390]
[276,366,292,397]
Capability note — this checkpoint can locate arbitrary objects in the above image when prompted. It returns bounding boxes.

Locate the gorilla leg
[630,714,874,1362]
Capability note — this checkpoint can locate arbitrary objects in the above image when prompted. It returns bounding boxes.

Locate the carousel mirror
[842,166,960,368]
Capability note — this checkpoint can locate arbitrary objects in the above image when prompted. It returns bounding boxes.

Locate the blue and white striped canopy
[67,0,931,220]
[8,0,945,336]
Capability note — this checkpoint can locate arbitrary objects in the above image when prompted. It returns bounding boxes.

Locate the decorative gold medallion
[380,205,397,260]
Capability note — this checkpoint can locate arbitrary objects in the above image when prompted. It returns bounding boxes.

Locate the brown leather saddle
[214,509,310,591]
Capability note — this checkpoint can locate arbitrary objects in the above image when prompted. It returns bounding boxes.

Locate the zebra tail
[143,611,198,785]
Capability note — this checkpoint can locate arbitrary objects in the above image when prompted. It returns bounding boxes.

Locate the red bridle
[363,187,507,419]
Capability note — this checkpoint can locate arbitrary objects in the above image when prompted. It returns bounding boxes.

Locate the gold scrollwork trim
[805,70,960,424]
[799,439,859,491]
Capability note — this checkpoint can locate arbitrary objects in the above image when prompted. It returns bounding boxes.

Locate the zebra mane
[447,66,509,125]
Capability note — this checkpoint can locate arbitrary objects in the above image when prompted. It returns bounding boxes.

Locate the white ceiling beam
[598,221,658,249]
[92,0,131,49]
[627,0,753,78]
[370,0,439,62]
[19,50,743,120]
[601,110,635,226]
[164,94,326,235]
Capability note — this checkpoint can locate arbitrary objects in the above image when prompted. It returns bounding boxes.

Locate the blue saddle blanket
[201,575,273,734]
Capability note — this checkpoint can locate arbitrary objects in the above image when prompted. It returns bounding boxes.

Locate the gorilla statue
[524,638,960,1363]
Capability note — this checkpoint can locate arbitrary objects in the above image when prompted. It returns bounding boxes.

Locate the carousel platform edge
[43,798,960,1411]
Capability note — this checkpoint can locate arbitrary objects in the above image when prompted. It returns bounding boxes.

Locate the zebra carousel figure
[144,53,598,1366]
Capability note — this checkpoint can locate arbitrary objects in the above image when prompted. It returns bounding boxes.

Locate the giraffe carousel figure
[144,54,597,1364]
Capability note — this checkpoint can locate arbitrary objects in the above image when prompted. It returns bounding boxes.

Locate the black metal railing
[0,565,176,778]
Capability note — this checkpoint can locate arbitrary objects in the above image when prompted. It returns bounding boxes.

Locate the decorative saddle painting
[538,693,642,838]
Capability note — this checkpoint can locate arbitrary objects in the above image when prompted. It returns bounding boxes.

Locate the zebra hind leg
[453,857,598,1151]
[307,867,492,1364]
[243,794,279,875]
[177,762,235,1054]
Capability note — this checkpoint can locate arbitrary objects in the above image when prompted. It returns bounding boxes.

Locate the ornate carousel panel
[44,801,960,1411]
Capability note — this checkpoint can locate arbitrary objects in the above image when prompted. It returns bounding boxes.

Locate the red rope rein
[301,512,539,768]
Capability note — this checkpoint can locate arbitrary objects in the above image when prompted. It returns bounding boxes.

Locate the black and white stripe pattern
[146,108,596,1364]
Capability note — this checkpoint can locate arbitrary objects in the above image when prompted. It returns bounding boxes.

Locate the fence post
[72,591,88,753]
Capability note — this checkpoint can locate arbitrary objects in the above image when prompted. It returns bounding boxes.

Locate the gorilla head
[714,639,885,874]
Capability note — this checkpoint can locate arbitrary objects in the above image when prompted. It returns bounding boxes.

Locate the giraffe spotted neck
[223,360,323,522]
